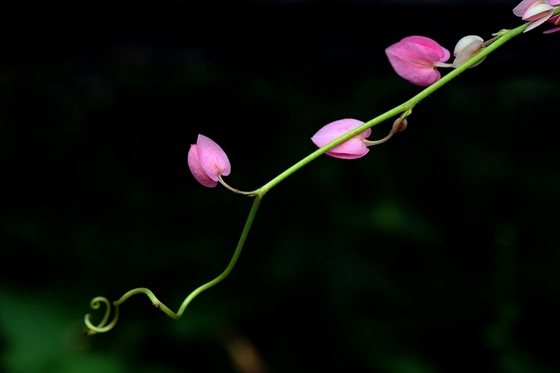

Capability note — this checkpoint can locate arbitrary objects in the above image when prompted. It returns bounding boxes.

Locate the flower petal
[188,144,218,188]
[543,26,560,33]
[326,137,370,159]
[386,36,451,86]
[522,2,553,21]
[196,134,231,182]
[312,118,371,160]
[544,14,560,32]
[514,0,541,16]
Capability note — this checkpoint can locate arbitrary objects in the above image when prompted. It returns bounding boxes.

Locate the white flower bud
[452,35,486,68]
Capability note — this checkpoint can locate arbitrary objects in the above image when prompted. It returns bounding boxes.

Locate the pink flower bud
[513,0,560,32]
[311,119,371,160]
[385,36,452,87]
[188,134,231,188]
[452,35,486,68]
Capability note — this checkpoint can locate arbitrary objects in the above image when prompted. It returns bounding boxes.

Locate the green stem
[257,22,529,196]
[173,196,262,318]
[121,196,261,319]
[84,197,262,334]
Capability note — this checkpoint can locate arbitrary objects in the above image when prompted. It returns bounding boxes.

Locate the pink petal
[513,0,541,16]
[311,118,371,160]
[547,0,560,6]
[522,2,553,21]
[386,54,442,86]
[407,36,451,62]
[524,10,555,31]
[326,138,370,160]
[543,26,560,33]
[196,134,231,182]
[548,13,560,23]
[386,36,451,86]
[545,14,560,32]
[188,144,218,188]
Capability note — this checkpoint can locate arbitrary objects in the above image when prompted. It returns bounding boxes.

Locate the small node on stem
[392,117,408,134]
[491,29,510,37]
[390,109,412,135]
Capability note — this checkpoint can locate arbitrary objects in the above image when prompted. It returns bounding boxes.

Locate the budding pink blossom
[311,119,371,160]
[452,35,486,68]
[544,13,560,33]
[188,134,231,188]
[513,0,560,32]
[385,36,452,87]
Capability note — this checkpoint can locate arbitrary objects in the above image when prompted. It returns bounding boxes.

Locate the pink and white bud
[513,0,560,32]
[452,35,486,68]
[188,134,231,188]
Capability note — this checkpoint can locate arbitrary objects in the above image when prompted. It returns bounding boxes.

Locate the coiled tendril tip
[84,197,260,335]
[83,296,119,335]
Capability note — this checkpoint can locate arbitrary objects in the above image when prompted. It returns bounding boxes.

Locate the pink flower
[385,36,452,86]
[513,0,560,32]
[188,134,231,188]
[311,119,371,160]
[544,13,560,33]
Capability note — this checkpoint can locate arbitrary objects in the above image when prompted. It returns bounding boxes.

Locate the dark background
[1,1,559,372]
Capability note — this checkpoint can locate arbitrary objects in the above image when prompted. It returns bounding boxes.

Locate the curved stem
[218,176,259,196]
[84,196,262,332]
[363,130,394,147]
[173,196,261,317]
